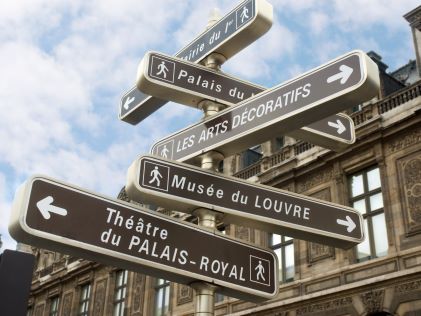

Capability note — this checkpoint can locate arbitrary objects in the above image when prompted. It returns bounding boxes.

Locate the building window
[113,270,128,316]
[274,136,284,151]
[240,147,262,169]
[215,293,224,303]
[154,279,170,316]
[49,296,60,316]
[349,166,388,262]
[270,234,294,282]
[78,283,91,316]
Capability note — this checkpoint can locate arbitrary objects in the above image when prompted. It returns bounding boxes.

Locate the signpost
[9,176,278,302]
[126,155,364,249]
[150,50,379,163]
[138,51,356,151]
[119,0,273,124]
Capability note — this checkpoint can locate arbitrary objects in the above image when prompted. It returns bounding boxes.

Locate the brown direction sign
[150,50,379,163]
[126,155,364,249]
[9,176,278,301]
[138,51,355,151]
[119,0,273,125]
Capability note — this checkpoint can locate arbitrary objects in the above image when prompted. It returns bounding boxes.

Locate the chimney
[404,5,421,77]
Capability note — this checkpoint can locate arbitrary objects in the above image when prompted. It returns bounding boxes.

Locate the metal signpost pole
[191,27,227,313]
[192,116,225,316]
[190,14,227,312]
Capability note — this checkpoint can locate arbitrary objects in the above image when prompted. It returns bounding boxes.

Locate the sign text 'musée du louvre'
[119,0,273,124]
[9,176,278,301]
[126,155,364,249]
[137,51,356,151]
[150,50,379,163]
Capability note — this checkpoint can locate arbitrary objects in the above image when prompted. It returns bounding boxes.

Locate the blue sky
[0,0,419,251]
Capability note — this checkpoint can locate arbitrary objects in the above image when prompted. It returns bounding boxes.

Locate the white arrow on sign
[36,196,68,220]
[328,119,346,134]
[327,64,354,84]
[123,96,135,110]
[337,215,356,233]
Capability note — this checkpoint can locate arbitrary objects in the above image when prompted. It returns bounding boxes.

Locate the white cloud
[332,0,420,31]
[309,11,329,35]
[270,0,319,12]
[0,41,97,173]
[223,22,296,82]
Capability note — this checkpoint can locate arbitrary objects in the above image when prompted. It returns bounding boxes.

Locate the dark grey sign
[138,51,261,108]
[9,176,278,301]
[119,0,273,124]
[126,155,364,249]
[151,51,379,163]
[289,112,355,151]
[139,51,355,151]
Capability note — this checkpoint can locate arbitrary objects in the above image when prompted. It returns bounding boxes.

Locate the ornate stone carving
[177,284,193,305]
[62,292,73,316]
[132,273,145,313]
[235,225,254,243]
[307,243,335,264]
[360,289,384,313]
[296,297,352,315]
[93,279,107,316]
[398,152,421,235]
[308,188,335,263]
[395,279,421,293]
[387,127,421,154]
[297,169,334,193]
[34,304,45,316]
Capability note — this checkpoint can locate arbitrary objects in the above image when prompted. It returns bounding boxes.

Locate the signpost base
[191,281,219,316]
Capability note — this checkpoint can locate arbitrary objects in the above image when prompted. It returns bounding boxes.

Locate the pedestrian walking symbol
[156,140,174,160]
[250,255,271,286]
[149,166,163,187]
[240,6,249,23]
[255,260,266,282]
[236,0,253,29]
[150,56,175,83]
[160,145,170,158]
[142,161,170,192]
[157,61,169,78]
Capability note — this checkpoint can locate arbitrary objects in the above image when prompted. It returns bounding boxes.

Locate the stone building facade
[26,6,421,316]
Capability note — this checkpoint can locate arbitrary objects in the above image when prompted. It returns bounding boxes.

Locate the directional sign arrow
[337,216,357,233]
[119,0,273,124]
[327,64,354,84]
[126,155,364,249]
[123,96,135,110]
[36,196,67,220]
[9,175,278,302]
[138,51,356,151]
[328,119,347,135]
[151,50,379,163]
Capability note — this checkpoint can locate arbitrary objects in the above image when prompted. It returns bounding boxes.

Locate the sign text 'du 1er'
[119,0,273,124]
